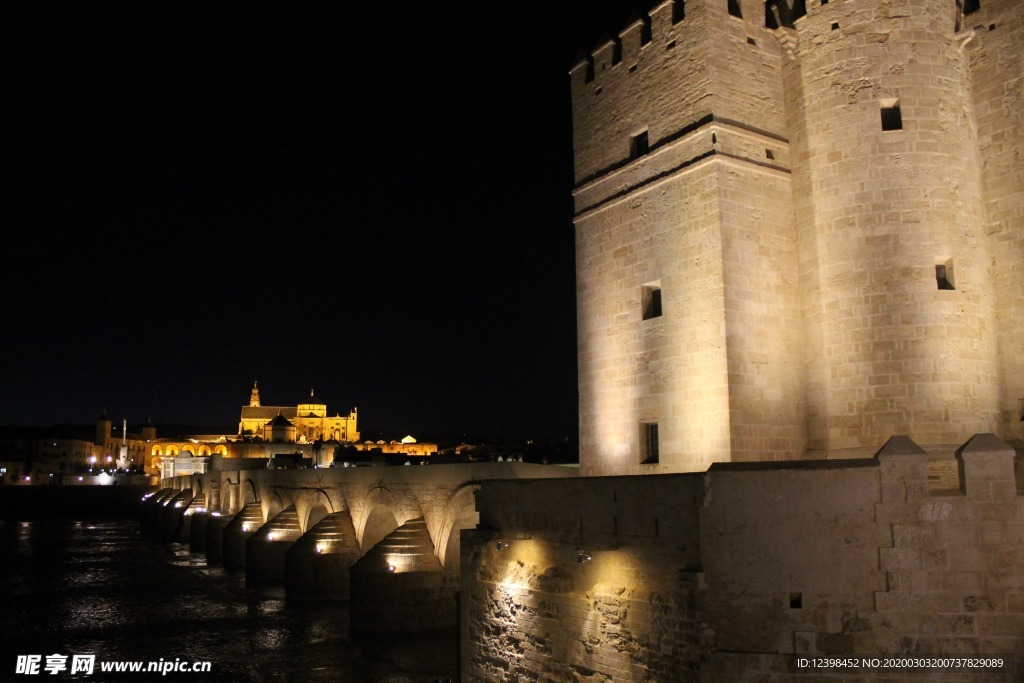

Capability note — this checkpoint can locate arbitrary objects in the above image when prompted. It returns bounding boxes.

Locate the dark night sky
[1,1,648,440]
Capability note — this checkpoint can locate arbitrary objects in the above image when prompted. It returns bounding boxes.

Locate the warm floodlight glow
[315,542,328,554]
[266,532,278,541]
[387,564,396,573]
[89,456,97,464]
[211,512,221,517]
[242,523,251,533]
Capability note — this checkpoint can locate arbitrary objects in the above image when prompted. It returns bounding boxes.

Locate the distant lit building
[238,383,359,444]
[353,435,437,457]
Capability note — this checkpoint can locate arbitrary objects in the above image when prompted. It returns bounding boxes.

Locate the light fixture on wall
[576,548,592,564]
[387,564,396,573]
[495,540,510,551]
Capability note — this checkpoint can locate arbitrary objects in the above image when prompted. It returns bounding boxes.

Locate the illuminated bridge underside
[143,462,575,627]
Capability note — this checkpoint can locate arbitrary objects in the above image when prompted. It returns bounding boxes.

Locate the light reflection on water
[0,519,457,682]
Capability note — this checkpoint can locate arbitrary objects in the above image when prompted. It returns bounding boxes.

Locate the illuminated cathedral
[238,382,359,444]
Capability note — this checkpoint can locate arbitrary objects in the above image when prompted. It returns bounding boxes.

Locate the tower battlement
[572,0,1024,475]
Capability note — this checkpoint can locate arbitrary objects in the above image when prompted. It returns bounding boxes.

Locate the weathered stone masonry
[462,434,1024,681]
[573,0,1024,474]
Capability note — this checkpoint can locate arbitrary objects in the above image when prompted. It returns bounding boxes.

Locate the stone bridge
[139,462,575,630]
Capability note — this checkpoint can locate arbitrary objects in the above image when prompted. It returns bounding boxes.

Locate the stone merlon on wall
[462,434,1024,681]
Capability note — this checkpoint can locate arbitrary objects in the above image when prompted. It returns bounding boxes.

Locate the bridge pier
[223,502,264,570]
[189,509,210,552]
[350,517,455,632]
[160,489,193,542]
[142,488,175,537]
[178,496,206,543]
[204,511,233,565]
[286,510,361,602]
[246,505,301,582]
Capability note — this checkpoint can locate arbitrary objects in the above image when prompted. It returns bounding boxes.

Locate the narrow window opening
[831,21,840,30]
[712,132,717,144]
[595,86,603,96]
[789,592,803,609]
[936,258,956,290]
[821,0,828,4]
[642,283,662,319]
[666,40,676,50]
[673,1,686,24]
[611,40,622,66]
[641,422,660,464]
[630,130,649,160]
[766,148,774,159]
[765,0,805,29]
[964,0,980,15]
[583,59,595,84]
[628,64,637,73]
[728,0,743,18]
[880,99,903,131]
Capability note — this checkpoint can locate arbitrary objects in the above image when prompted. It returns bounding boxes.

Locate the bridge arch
[303,489,336,532]
[356,486,401,552]
[242,478,259,505]
[435,483,481,570]
[265,490,286,521]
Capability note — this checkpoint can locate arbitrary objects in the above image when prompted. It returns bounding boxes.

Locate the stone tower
[571,0,1023,475]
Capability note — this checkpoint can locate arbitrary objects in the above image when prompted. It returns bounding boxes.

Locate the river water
[0,518,458,682]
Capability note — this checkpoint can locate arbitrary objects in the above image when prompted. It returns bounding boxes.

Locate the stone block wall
[462,475,705,681]
[461,434,1024,681]
[966,0,1024,448]
[572,0,1022,471]
[786,0,999,456]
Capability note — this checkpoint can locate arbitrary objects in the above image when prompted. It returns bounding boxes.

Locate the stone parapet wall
[461,434,1024,681]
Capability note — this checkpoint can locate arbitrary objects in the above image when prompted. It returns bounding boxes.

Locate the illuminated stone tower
[572,0,1023,475]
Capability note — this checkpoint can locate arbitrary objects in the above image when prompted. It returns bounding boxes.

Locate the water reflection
[0,519,457,682]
